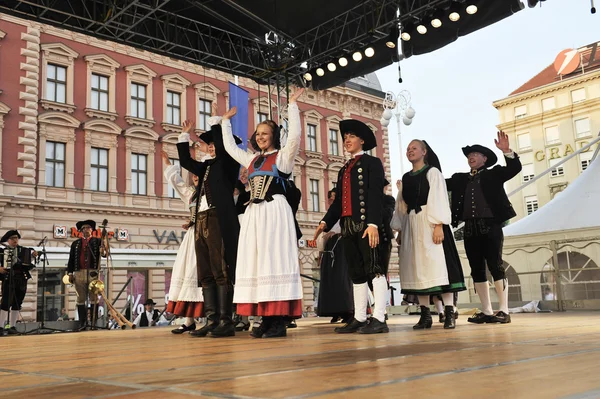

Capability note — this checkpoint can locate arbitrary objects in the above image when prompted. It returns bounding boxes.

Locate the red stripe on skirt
[237,299,302,317]
[166,300,204,318]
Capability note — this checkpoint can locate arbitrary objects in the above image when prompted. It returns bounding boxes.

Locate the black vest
[139,309,159,327]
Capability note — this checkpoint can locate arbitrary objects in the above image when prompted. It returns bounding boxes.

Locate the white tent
[503,156,600,236]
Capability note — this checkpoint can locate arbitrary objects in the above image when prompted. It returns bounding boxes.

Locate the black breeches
[1,277,27,311]
[463,221,506,282]
[340,219,385,284]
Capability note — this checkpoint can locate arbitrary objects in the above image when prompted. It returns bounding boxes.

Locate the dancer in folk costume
[220,88,305,338]
[161,150,204,334]
[391,140,465,330]
[315,119,388,334]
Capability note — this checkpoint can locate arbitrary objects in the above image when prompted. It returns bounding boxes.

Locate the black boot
[443,306,456,329]
[77,305,87,330]
[262,316,287,338]
[210,285,235,337]
[413,306,432,330]
[191,285,219,337]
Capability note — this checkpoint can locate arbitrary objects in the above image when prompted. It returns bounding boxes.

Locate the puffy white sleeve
[164,164,195,203]
[221,119,255,168]
[276,102,301,174]
[390,185,408,231]
[425,167,452,225]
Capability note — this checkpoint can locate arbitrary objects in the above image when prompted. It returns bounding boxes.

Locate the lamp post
[380,90,415,177]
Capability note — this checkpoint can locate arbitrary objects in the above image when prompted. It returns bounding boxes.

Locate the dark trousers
[1,276,27,311]
[463,220,506,283]
[195,208,229,287]
[340,218,382,285]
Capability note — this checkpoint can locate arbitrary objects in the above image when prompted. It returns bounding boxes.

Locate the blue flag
[228,82,249,148]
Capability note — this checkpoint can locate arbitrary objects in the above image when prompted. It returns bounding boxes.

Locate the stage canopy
[0,0,527,89]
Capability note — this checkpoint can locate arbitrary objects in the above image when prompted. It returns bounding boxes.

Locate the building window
[198,99,212,131]
[166,91,181,126]
[307,124,317,152]
[131,153,147,195]
[549,158,564,177]
[545,126,560,145]
[46,64,67,103]
[90,147,108,192]
[580,151,593,172]
[517,133,531,151]
[514,105,527,119]
[310,179,320,212]
[524,195,539,215]
[91,73,109,112]
[168,158,180,198]
[45,141,65,187]
[329,129,339,156]
[130,83,147,119]
[571,88,586,103]
[522,163,534,182]
[574,118,590,138]
[332,181,337,189]
[257,112,269,123]
[541,97,555,112]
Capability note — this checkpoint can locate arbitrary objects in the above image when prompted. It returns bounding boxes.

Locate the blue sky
[375,0,599,189]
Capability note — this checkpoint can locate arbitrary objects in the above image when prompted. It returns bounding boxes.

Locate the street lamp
[380,90,415,176]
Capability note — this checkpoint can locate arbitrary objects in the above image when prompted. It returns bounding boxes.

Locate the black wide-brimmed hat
[1,230,21,243]
[199,124,242,145]
[144,299,156,306]
[462,144,498,167]
[76,220,97,231]
[339,119,377,151]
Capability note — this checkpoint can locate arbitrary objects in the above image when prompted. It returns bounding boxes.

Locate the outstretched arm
[177,120,206,176]
[276,88,304,174]
[221,107,255,168]
[494,130,522,181]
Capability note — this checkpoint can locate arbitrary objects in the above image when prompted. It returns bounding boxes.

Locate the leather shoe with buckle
[490,311,511,324]
[171,323,196,334]
[334,318,367,334]
[467,312,494,324]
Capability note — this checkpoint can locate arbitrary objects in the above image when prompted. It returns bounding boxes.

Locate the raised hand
[160,150,171,166]
[396,179,402,191]
[494,131,510,153]
[182,120,194,134]
[211,101,218,116]
[223,107,237,120]
[289,87,305,104]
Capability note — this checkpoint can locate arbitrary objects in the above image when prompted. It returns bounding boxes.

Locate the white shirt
[133,310,167,327]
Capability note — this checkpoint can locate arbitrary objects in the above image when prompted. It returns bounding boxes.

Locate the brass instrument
[88,278,136,330]
[62,274,72,286]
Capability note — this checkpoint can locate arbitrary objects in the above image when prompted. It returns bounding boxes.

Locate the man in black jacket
[67,220,106,328]
[315,120,388,334]
[0,230,37,335]
[446,131,521,324]
[177,112,241,338]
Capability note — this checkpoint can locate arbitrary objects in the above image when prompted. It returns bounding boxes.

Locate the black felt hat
[1,230,20,243]
[462,144,498,167]
[199,124,242,145]
[144,299,156,306]
[339,119,377,151]
[76,220,97,231]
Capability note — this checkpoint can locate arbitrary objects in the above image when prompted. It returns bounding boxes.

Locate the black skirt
[317,234,354,316]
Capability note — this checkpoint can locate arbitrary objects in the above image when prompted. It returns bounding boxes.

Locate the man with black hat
[177,108,241,338]
[446,131,522,324]
[67,220,106,328]
[133,299,167,327]
[0,230,37,335]
[315,119,388,334]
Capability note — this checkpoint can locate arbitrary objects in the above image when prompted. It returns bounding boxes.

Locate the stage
[1,312,598,399]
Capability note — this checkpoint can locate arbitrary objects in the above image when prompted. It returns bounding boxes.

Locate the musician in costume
[445,131,521,324]
[67,220,106,328]
[133,299,168,327]
[315,119,388,334]
[161,150,204,334]
[177,109,241,338]
[391,140,465,330]
[220,88,304,339]
[0,230,37,335]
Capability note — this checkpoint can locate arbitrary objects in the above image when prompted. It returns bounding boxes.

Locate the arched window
[542,251,600,301]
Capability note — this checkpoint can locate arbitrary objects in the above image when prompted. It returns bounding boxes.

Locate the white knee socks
[474,282,493,316]
[372,276,388,323]
[494,279,509,314]
[10,310,19,327]
[433,296,444,313]
[0,310,7,328]
[353,283,368,322]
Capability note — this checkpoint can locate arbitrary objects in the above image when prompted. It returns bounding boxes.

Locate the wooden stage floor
[1,312,599,399]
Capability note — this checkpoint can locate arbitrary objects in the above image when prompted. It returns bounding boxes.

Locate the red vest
[341,155,362,217]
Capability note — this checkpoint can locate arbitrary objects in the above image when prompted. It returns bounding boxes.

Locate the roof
[503,154,600,236]
[343,73,386,98]
[510,41,600,96]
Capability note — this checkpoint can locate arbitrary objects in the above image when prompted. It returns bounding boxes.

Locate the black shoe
[413,306,432,330]
[341,315,353,324]
[171,323,196,334]
[330,316,341,323]
[235,321,251,331]
[190,320,218,337]
[490,311,511,324]
[210,320,236,337]
[287,319,297,329]
[438,312,445,323]
[334,318,367,334]
[250,318,270,338]
[5,326,19,335]
[262,317,287,338]
[467,312,494,324]
[455,310,459,320]
[443,306,456,329]
[358,318,389,334]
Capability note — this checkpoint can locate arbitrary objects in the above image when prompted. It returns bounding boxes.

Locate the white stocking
[353,283,368,322]
[10,310,19,327]
[494,279,509,314]
[372,276,388,323]
[474,282,493,316]
[0,310,7,328]
[432,296,444,313]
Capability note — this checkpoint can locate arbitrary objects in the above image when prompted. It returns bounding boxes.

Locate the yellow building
[493,41,600,223]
